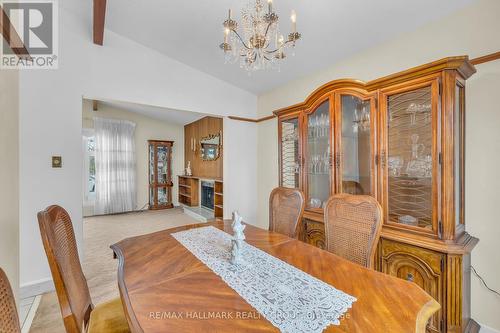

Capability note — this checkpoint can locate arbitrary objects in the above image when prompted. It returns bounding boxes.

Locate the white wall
[465,60,500,330]
[0,68,19,304]
[19,3,257,295]
[256,0,500,329]
[82,99,185,213]
[223,118,258,223]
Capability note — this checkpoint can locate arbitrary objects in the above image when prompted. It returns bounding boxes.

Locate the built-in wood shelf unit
[178,176,199,207]
[214,180,223,219]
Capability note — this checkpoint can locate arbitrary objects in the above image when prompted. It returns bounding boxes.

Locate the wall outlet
[52,156,62,168]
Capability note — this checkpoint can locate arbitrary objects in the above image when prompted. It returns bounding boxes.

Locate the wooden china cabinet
[275,57,479,333]
[148,140,174,210]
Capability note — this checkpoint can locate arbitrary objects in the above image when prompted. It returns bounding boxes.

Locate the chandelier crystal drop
[219,0,301,71]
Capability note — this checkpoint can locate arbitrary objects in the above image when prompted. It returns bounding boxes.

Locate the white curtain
[94,117,137,215]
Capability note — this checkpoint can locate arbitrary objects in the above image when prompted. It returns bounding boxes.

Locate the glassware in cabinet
[335,94,375,196]
[305,100,332,210]
[382,83,437,232]
[279,116,301,189]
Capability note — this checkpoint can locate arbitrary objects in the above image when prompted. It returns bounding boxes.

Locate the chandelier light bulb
[291,10,296,32]
[278,34,284,46]
[267,0,273,13]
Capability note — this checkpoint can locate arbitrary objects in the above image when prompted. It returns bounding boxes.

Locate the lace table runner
[172,226,356,333]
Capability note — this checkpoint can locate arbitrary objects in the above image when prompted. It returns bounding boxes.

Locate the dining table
[110,220,439,333]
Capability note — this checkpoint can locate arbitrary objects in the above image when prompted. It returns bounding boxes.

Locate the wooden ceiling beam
[93,0,107,45]
[0,5,31,60]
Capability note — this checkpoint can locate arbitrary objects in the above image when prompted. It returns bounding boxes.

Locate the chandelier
[219,0,301,71]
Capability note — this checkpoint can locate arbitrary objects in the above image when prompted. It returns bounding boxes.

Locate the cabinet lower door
[150,185,173,209]
[300,219,325,249]
[380,239,444,333]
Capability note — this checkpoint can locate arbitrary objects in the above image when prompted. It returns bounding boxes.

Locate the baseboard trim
[20,278,54,299]
[479,323,500,333]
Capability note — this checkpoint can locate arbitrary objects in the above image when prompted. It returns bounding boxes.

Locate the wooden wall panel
[184,116,223,180]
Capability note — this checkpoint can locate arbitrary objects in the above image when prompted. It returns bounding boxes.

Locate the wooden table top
[111,221,439,333]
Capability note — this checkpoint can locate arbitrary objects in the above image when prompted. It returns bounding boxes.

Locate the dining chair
[269,187,305,238]
[37,205,130,333]
[0,268,21,333]
[324,194,383,269]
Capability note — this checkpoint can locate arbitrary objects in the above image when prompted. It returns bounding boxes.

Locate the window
[83,132,96,203]
[87,137,96,194]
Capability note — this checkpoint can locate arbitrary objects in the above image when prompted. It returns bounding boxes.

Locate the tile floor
[20,295,41,332]
[183,205,216,221]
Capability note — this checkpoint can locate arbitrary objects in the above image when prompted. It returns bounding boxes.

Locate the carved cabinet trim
[300,219,325,250]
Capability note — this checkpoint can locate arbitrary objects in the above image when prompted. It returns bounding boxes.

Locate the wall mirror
[200,132,221,161]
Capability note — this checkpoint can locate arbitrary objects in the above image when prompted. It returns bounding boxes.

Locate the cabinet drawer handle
[406,273,414,282]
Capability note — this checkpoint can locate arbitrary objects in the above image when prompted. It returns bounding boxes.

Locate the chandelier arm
[231,29,253,50]
[264,21,272,37]
[264,40,294,54]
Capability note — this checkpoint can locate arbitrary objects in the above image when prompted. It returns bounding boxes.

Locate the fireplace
[201,181,214,210]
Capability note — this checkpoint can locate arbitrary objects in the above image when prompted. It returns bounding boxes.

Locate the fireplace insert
[201,181,214,210]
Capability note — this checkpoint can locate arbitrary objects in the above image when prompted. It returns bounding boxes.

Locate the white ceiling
[73,0,476,95]
[99,100,208,125]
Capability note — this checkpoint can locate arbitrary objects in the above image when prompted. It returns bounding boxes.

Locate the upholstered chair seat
[87,298,130,333]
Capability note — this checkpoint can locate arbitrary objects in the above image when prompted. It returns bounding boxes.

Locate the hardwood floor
[29,208,199,332]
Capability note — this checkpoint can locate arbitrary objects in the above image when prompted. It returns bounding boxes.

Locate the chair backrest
[324,194,383,268]
[37,205,93,333]
[0,268,20,333]
[269,187,305,238]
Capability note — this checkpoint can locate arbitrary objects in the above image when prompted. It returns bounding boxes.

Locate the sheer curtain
[94,117,137,215]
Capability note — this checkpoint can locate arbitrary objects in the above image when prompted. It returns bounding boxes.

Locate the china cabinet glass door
[335,93,375,196]
[381,80,439,234]
[148,141,173,209]
[305,99,332,211]
[149,144,155,206]
[156,145,171,206]
[279,115,302,189]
